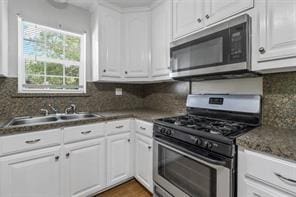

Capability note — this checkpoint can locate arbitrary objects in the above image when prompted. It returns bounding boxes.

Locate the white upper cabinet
[253,0,296,72]
[0,147,62,197]
[91,5,122,80]
[172,0,205,39]
[172,0,253,40]
[99,6,122,78]
[123,11,150,78]
[205,0,253,25]
[151,0,171,78]
[0,0,8,77]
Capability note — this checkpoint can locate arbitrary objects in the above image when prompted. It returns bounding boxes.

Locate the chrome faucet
[48,104,59,114]
[65,104,77,114]
[40,109,49,116]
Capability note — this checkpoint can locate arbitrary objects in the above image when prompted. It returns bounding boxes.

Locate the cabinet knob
[148,146,152,150]
[125,71,128,74]
[197,18,202,23]
[103,69,106,72]
[55,156,60,161]
[205,14,210,19]
[66,153,70,158]
[258,47,266,54]
[128,139,131,142]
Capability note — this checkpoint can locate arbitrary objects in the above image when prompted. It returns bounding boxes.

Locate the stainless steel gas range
[153,94,261,197]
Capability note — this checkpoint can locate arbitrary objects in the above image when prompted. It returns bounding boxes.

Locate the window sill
[11,93,91,98]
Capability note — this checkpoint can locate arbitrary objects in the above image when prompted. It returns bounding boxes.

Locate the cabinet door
[64,138,106,197]
[151,0,171,77]
[107,132,132,186]
[0,0,8,76]
[123,12,150,78]
[0,147,62,197]
[205,0,253,25]
[256,0,296,63]
[99,5,121,78]
[172,0,205,39]
[135,134,153,192]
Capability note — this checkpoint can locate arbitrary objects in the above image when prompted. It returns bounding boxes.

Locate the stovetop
[158,114,250,137]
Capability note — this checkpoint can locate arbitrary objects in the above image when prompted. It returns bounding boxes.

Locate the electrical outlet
[115,88,123,96]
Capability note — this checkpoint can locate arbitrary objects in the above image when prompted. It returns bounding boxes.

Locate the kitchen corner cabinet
[151,0,171,78]
[123,11,150,78]
[0,147,62,197]
[64,138,106,197]
[172,0,253,40]
[107,132,132,186]
[252,0,296,73]
[0,0,8,77]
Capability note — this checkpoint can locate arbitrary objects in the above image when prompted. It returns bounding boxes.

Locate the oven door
[153,140,233,197]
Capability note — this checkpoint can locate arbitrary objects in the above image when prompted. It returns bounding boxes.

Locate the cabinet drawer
[106,119,131,135]
[0,129,61,156]
[135,120,153,137]
[246,179,293,197]
[63,123,105,144]
[245,150,296,194]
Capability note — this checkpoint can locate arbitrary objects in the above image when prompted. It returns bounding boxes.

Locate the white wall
[7,0,92,80]
[192,77,263,95]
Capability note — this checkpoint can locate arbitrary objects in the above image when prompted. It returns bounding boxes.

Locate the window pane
[65,65,79,77]
[25,60,44,75]
[46,63,63,76]
[46,77,63,86]
[26,75,45,85]
[65,77,79,87]
[65,35,80,61]
[46,32,64,59]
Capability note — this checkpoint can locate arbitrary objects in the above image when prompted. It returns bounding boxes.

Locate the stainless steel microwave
[170,14,257,81]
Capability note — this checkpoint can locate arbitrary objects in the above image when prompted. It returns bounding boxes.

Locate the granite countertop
[0,109,182,137]
[237,126,296,162]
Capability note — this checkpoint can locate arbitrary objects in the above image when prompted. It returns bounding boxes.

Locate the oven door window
[158,145,217,197]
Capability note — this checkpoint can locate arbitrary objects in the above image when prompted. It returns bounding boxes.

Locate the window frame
[17,16,86,94]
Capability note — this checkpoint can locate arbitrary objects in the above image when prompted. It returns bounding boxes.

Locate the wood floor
[95,179,153,197]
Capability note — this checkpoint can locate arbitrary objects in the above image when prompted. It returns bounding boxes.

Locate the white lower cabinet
[238,148,296,197]
[0,147,62,197]
[107,132,132,186]
[64,138,106,197]
[0,119,154,197]
[135,134,153,192]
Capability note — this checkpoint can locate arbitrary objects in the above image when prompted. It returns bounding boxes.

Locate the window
[18,17,86,93]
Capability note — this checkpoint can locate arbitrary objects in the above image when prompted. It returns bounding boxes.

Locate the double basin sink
[4,113,101,128]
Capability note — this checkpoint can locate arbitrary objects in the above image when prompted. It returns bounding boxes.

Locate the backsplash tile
[0,78,144,121]
[262,72,296,129]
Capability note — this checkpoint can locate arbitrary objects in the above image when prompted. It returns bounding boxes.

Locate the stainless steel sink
[8,116,59,126]
[59,113,98,120]
[4,113,100,127]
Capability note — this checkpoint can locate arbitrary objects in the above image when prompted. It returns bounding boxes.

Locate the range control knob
[207,142,213,149]
[193,137,202,145]
[166,129,172,136]
[160,128,166,134]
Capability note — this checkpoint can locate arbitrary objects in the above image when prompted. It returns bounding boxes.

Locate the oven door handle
[155,137,229,168]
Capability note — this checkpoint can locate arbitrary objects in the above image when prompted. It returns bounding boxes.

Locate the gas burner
[159,115,249,137]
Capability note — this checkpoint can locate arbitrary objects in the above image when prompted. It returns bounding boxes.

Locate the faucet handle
[48,104,58,113]
[70,104,77,114]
